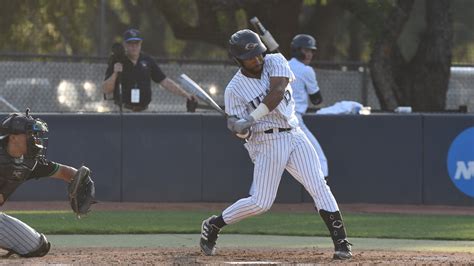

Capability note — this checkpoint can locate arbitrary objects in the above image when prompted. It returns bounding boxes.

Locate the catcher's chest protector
[0,147,36,202]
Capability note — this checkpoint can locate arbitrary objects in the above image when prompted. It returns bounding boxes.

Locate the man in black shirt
[0,110,94,258]
[102,28,197,112]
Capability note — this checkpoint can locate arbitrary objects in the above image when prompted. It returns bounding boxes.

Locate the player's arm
[225,89,249,136]
[30,161,76,183]
[50,164,77,183]
[306,67,322,105]
[262,76,289,111]
[102,63,122,94]
[247,54,294,121]
[160,78,195,100]
[309,91,322,105]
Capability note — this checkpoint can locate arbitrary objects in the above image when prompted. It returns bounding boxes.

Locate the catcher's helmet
[229,29,267,60]
[0,109,49,159]
[291,34,317,59]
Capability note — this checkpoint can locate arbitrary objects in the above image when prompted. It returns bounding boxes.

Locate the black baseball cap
[123,28,143,42]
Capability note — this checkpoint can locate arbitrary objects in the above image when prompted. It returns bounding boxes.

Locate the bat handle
[250,17,279,52]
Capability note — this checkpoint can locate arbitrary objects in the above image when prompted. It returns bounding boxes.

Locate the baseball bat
[249,17,279,53]
[179,74,227,117]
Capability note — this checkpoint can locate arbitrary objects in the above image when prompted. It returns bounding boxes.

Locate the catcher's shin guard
[200,215,220,255]
[319,210,352,260]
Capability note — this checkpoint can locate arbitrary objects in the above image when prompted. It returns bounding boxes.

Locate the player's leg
[0,213,51,258]
[200,137,290,255]
[296,113,328,177]
[286,130,352,260]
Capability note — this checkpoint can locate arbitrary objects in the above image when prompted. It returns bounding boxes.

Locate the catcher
[0,109,96,258]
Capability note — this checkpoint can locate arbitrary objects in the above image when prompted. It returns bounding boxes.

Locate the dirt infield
[1,247,472,265]
[1,202,473,264]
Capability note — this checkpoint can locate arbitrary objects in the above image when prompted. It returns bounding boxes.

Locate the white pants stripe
[223,128,339,225]
[295,113,328,177]
[0,213,41,255]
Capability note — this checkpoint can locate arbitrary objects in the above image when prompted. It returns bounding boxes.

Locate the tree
[342,0,453,111]
[153,0,303,58]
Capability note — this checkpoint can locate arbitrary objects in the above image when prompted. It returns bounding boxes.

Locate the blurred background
[0,0,473,113]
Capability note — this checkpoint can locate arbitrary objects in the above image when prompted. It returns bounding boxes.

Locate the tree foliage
[0,0,471,111]
[342,0,453,111]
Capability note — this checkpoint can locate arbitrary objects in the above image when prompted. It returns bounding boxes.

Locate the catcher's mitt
[68,166,96,218]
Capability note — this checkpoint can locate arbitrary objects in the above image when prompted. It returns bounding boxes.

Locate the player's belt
[263,128,292,134]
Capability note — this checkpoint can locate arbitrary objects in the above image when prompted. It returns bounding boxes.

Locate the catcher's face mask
[26,119,49,159]
[0,110,49,159]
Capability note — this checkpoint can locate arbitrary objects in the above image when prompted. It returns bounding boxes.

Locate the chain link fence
[0,55,472,113]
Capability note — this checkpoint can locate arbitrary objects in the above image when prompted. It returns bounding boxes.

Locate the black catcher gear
[229,29,267,61]
[291,34,317,60]
[0,109,48,160]
[68,166,96,218]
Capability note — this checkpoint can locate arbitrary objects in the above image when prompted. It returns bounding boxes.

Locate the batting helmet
[290,34,317,59]
[229,29,267,60]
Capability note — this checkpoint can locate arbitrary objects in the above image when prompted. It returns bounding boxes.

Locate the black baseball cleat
[199,215,221,256]
[333,239,352,260]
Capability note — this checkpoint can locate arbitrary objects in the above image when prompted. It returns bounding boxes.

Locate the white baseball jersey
[222,53,340,225]
[224,53,299,133]
[288,57,320,114]
[289,57,328,177]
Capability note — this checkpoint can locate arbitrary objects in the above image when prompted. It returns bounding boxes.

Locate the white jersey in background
[225,53,298,133]
[288,57,320,114]
[288,57,328,177]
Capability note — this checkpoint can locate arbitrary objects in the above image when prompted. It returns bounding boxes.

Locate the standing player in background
[0,110,95,258]
[199,29,352,260]
[102,28,197,112]
[288,34,328,179]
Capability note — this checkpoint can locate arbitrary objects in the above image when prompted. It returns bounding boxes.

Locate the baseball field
[1,202,473,264]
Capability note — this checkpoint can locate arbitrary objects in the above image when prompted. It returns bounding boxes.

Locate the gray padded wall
[302,114,423,204]
[5,113,474,206]
[11,114,122,201]
[121,114,202,201]
[422,114,474,206]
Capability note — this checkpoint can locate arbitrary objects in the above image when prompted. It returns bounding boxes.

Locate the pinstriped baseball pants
[222,128,339,225]
[295,112,328,177]
[0,213,42,255]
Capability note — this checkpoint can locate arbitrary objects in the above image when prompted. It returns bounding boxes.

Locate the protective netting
[0,59,472,113]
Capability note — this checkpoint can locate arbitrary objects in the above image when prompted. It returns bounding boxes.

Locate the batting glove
[233,115,255,134]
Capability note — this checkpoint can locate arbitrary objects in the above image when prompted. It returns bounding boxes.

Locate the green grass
[5,210,474,241]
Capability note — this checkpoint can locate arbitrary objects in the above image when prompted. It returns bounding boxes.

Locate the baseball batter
[0,110,95,258]
[288,34,328,178]
[199,29,352,260]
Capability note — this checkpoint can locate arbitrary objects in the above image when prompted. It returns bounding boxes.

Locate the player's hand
[186,94,198,113]
[233,115,255,134]
[113,63,123,73]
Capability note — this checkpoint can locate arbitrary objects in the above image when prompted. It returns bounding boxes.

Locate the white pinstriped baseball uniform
[222,53,339,225]
[288,57,328,177]
[0,213,42,254]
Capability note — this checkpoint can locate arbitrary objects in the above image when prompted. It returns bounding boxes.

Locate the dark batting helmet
[229,29,267,61]
[290,34,317,59]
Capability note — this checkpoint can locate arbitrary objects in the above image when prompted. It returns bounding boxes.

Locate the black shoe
[199,215,220,256]
[333,239,352,260]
